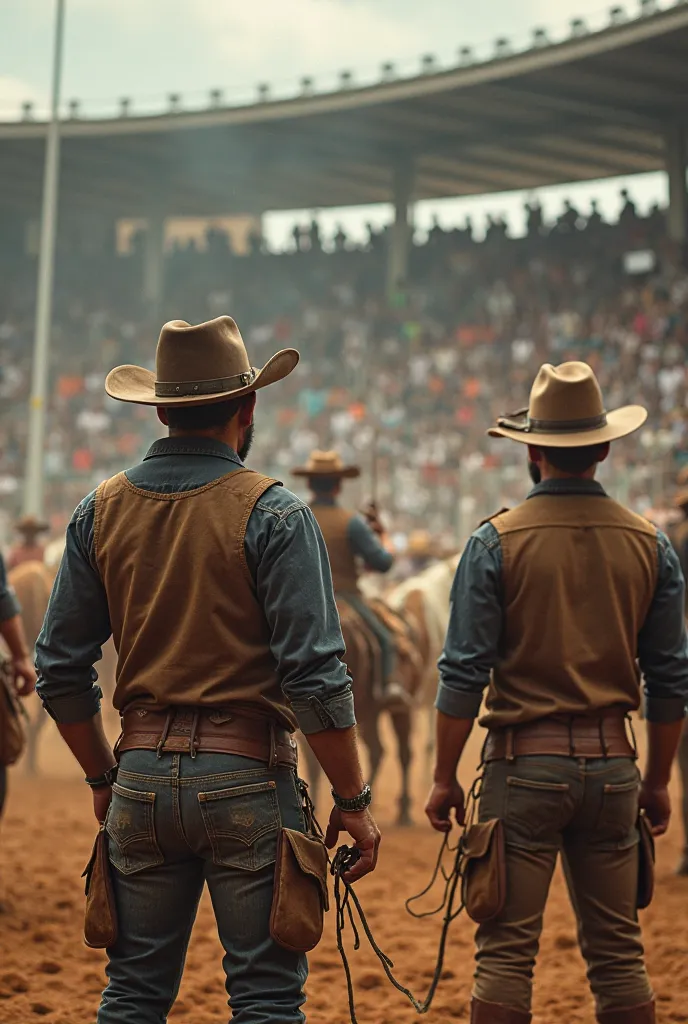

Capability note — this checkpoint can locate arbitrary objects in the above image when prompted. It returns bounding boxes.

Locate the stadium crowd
[0,190,686,547]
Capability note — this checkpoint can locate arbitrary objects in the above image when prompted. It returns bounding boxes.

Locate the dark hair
[309,475,340,495]
[538,443,607,475]
[165,395,249,432]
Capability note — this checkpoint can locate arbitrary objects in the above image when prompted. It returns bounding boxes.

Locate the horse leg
[677,721,688,876]
[389,708,413,827]
[24,701,47,776]
[425,702,435,780]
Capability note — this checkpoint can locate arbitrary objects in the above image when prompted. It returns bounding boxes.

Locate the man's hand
[13,655,37,697]
[93,786,113,825]
[425,779,466,833]
[325,806,381,882]
[639,780,671,836]
[362,502,385,537]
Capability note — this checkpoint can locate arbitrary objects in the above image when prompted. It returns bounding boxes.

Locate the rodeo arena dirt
[0,724,687,1023]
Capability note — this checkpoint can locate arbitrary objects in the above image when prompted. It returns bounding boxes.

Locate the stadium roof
[1,3,688,218]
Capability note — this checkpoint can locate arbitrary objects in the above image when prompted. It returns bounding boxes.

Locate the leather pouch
[462,818,506,924]
[82,826,119,949]
[270,828,329,953]
[636,812,655,910]
[0,661,26,767]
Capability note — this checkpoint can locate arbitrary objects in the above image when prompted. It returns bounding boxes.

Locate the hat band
[155,367,256,398]
[528,412,607,434]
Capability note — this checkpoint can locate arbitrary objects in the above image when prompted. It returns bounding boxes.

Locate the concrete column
[666,122,687,245]
[143,208,166,310]
[386,161,415,297]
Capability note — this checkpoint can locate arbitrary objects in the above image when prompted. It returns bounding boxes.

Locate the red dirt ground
[0,717,686,1023]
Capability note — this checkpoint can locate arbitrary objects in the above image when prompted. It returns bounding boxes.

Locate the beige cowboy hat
[407,530,436,558]
[674,488,688,509]
[293,450,360,479]
[488,361,647,447]
[105,316,299,407]
[15,514,50,536]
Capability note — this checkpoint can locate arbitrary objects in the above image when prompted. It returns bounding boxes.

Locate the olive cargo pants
[474,755,652,1014]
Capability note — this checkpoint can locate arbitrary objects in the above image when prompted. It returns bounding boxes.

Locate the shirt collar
[527,477,608,499]
[143,436,244,466]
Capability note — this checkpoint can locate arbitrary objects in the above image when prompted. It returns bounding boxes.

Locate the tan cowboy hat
[105,316,299,406]
[15,514,50,536]
[677,466,688,486]
[293,450,360,479]
[407,530,436,558]
[488,361,647,448]
[674,488,688,509]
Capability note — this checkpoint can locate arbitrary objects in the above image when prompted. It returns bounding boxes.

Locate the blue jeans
[98,750,308,1024]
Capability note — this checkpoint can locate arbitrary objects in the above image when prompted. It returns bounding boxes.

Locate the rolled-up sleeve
[348,515,394,573]
[0,554,20,621]
[436,523,502,719]
[35,494,111,724]
[637,530,688,724]
[252,501,356,734]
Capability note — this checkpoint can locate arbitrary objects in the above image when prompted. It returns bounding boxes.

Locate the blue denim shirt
[437,478,688,724]
[311,497,394,574]
[0,554,20,622]
[35,437,356,735]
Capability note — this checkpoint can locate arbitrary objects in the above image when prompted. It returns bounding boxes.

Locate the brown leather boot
[470,998,532,1023]
[596,1001,656,1023]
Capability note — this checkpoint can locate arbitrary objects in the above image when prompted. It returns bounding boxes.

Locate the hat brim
[293,466,360,479]
[487,405,647,447]
[674,489,688,508]
[104,348,299,406]
[15,521,50,534]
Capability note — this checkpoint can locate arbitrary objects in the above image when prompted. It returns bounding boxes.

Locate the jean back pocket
[198,779,279,871]
[106,783,164,875]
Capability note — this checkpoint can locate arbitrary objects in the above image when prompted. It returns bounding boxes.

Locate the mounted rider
[293,450,405,706]
[7,514,50,570]
[427,361,688,1024]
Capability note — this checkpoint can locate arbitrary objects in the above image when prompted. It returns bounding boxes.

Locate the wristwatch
[331,783,372,812]
[85,765,118,789]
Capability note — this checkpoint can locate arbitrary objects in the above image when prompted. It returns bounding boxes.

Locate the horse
[11,541,118,772]
[7,560,55,774]
[385,554,460,774]
[300,554,460,825]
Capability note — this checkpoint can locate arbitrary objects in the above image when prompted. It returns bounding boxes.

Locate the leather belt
[115,706,298,769]
[484,713,636,762]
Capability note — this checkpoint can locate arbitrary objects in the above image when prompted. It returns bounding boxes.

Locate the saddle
[337,596,423,704]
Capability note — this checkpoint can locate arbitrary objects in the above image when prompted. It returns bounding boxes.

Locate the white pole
[24,0,66,516]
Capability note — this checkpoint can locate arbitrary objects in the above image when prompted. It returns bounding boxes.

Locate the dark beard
[239,423,255,461]
[528,461,541,486]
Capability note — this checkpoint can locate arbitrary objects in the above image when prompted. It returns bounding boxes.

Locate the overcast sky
[0,0,671,242]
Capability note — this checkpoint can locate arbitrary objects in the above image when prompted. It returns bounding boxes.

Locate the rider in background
[294,450,405,706]
[7,515,50,570]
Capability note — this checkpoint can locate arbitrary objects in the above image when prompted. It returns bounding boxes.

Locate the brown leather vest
[309,502,359,594]
[94,467,297,728]
[482,493,658,729]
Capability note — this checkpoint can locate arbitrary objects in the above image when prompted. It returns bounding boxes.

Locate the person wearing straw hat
[426,362,688,1024]
[293,450,404,705]
[35,317,380,1024]
[7,514,50,570]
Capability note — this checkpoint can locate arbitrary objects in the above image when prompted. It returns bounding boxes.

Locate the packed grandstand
[0,189,685,548]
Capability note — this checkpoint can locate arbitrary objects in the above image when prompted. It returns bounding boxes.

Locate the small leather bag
[82,826,119,949]
[270,828,329,953]
[0,660,26,767]
[461,818,507,923]
[636,812,655,911]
